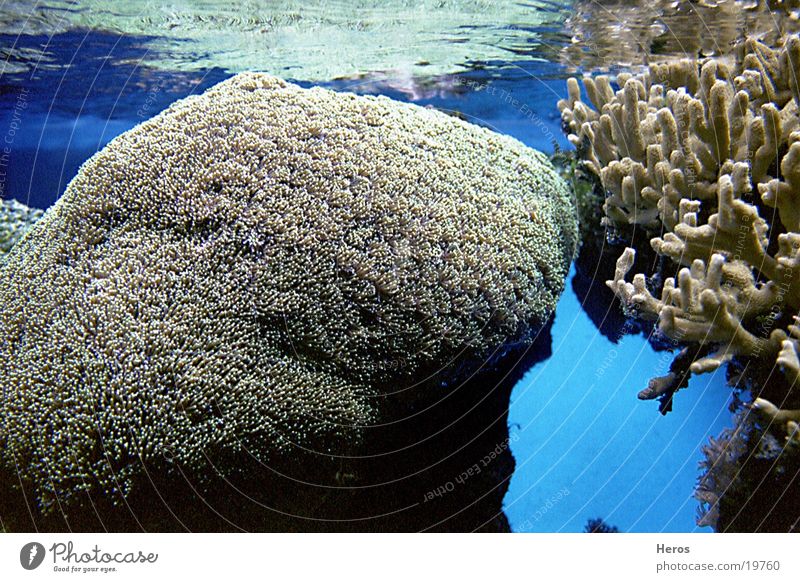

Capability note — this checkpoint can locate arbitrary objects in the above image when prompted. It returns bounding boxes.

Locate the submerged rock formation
[0,73,577,530]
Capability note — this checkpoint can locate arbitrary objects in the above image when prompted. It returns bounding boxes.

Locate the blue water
[505,269,731,532]
[0,32,570,209]
[0,28,733,532]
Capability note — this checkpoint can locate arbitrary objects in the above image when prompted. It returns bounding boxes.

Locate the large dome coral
[0,74,576,522]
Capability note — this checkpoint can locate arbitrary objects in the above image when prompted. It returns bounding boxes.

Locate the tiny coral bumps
[0,74,577,526]
[0,198,42,257]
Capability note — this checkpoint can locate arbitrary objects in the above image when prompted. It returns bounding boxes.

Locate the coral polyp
[0,73,577,523]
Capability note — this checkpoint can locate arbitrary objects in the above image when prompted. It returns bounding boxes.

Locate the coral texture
[559,34,800,398]
[0,198,42,257]
[0,73,577,515]
[696,405,800,531]
[559,32,800,530]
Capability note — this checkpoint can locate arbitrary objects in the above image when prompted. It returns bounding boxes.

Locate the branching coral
[559,34,800,399]
[0,73,577,517]
[560,35,800,232]
[0,198,42,257]
[776,315,800,387]
[749,317,800,443]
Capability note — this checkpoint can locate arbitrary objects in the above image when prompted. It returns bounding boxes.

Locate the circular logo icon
[20,542,46,570]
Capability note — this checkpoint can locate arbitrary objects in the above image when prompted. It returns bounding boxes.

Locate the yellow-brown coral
[560,34,800,390]
[0,74,577,514]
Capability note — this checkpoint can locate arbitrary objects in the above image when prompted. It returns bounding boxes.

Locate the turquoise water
[506,267,731,532]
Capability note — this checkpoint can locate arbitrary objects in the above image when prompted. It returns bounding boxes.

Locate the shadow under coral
[0,321,553,533]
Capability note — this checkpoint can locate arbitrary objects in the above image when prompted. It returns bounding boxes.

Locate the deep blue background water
[0,29,733,532]
[506,270,730,532]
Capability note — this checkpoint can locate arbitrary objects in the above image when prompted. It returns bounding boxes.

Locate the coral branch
[569,34,800,390]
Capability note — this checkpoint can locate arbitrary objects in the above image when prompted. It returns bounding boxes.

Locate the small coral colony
[560,31,800,530]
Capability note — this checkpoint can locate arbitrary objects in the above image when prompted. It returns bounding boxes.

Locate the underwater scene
[0,0,799,534]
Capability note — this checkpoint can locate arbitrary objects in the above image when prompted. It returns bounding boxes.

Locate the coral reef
[696,407,800,531]
[0,73,577,529]
[0,198,42,257]
[695,409,754,528]
[559,32,800,530]
[559,33,800,398]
